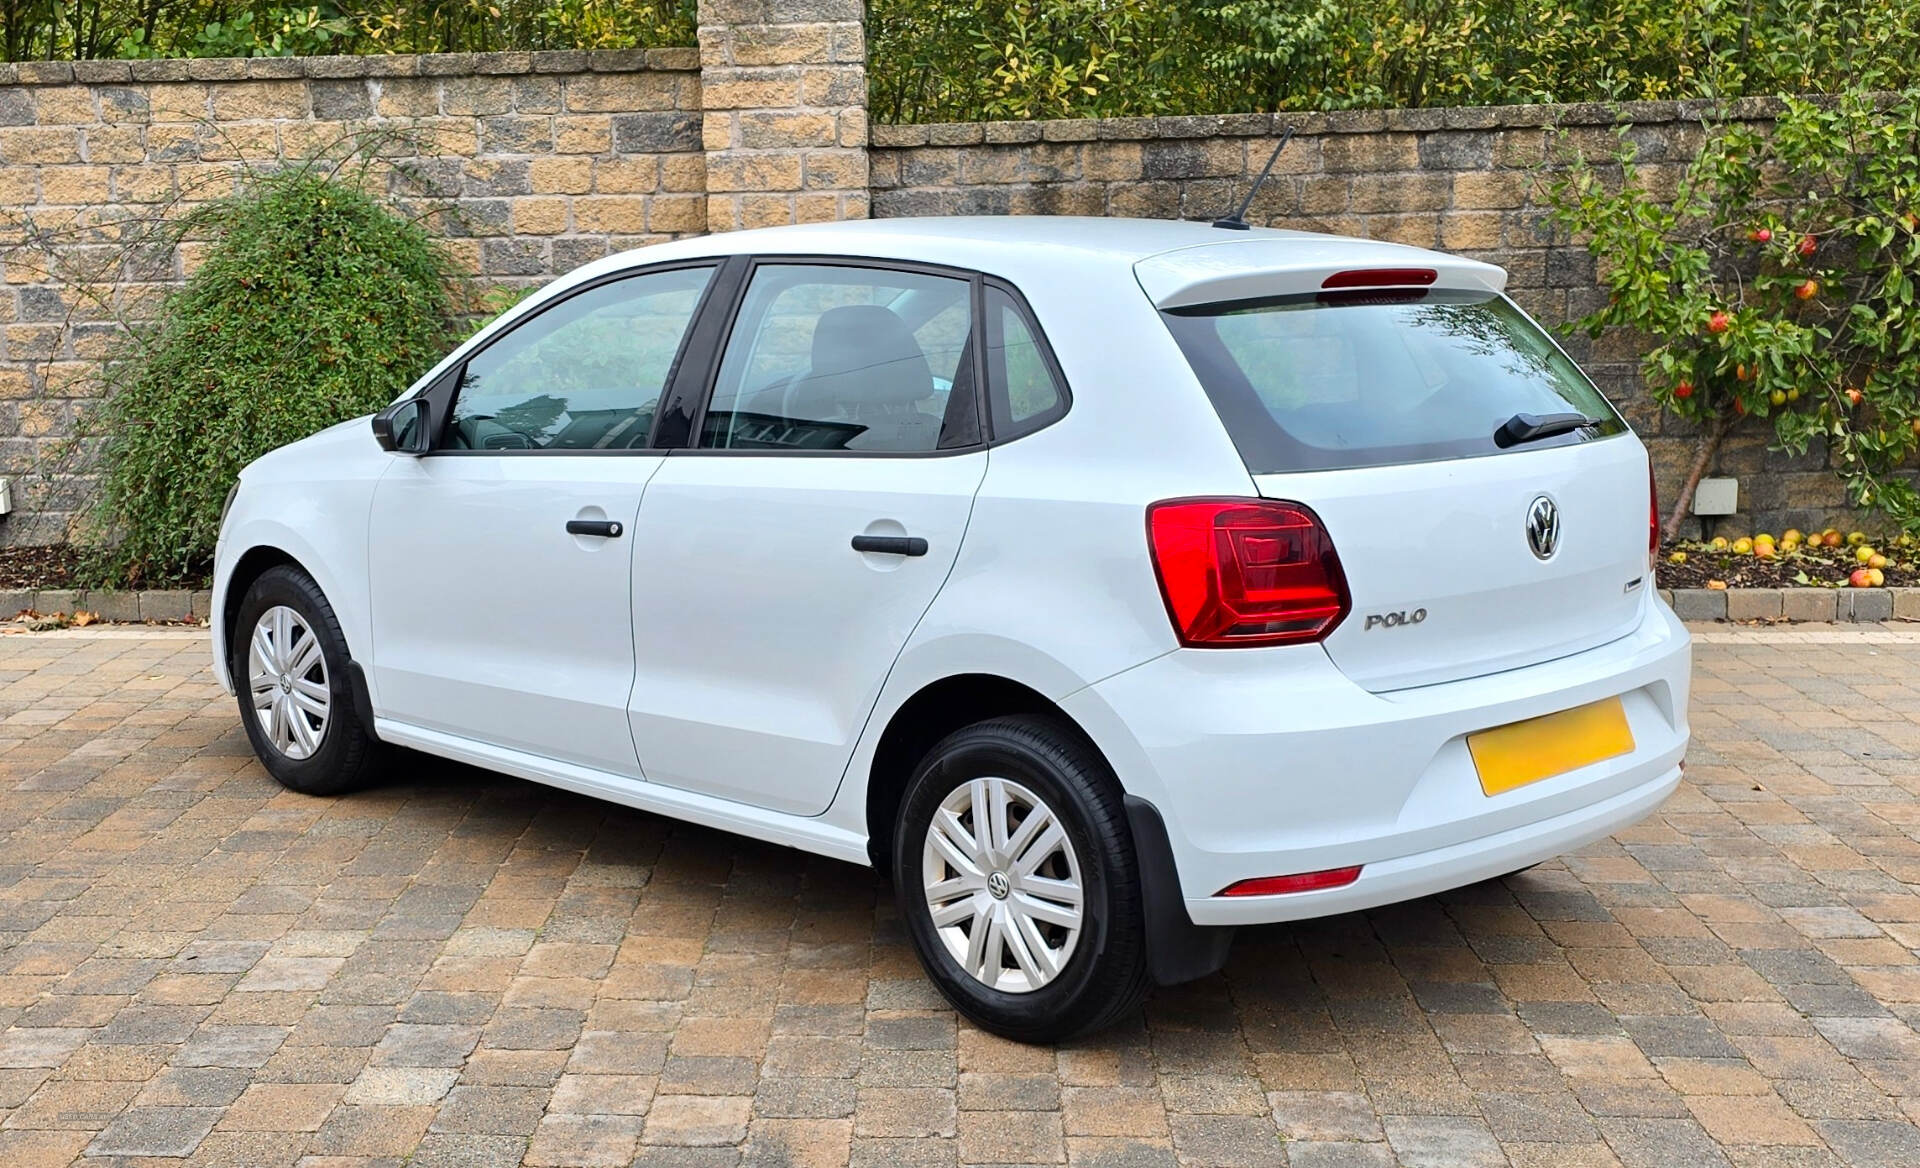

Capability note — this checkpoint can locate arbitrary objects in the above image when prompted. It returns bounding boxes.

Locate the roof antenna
[1212,126,1295,231]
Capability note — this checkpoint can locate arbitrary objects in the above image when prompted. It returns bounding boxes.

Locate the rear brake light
[1146,498,1350,647]
[1321,268,1438,289]
[1218,866,1362,896]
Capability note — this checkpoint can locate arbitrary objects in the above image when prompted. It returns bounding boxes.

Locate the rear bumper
[1063,595,1690,928]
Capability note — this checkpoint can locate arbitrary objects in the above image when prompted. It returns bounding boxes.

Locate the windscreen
[1161,289,1625,473]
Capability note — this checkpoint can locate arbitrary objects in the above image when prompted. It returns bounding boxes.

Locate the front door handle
[567,519,624,538]
[852,534,928,557]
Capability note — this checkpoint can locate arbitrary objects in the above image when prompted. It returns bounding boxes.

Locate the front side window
[447,265,713,451]
[700,264,977,453]
[1161,289,1625,472]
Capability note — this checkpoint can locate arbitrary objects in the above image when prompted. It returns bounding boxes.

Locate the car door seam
[811,447,993,819]
[622,454,674,778]
[359,453,407,718]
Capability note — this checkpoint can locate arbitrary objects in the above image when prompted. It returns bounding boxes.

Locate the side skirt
[374,718,873,867]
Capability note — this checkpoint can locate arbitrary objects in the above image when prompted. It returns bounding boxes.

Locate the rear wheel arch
[865,673,1086,872]
[866,672,1237,992]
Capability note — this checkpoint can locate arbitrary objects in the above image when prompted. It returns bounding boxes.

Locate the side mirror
[371,398,431,454]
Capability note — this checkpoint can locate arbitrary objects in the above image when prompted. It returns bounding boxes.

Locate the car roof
[558,216,1505,301]
[638,215,1270,268]
[430,216,1510,395]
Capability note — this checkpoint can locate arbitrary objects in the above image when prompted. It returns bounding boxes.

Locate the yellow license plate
[1467,697,1634,796]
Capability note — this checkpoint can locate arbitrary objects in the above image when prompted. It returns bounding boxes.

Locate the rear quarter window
[1161,290,1625,472]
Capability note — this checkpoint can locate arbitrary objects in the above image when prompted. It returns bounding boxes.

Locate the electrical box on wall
[1692,477,1737,516]
[0,477,12,516]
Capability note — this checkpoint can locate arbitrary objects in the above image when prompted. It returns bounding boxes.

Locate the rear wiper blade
[1493,411,1601,449]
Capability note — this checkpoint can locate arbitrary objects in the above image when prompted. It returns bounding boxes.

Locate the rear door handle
[567,519,624,538]
[851,534,928,557]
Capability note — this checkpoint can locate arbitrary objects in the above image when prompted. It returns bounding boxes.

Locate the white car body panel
[211,417,388,695]
[626,451,988,815]
[1264,431,1654,693]
[1062,595,1689,925]
[368,455,662,776]
[212,215,1692,944]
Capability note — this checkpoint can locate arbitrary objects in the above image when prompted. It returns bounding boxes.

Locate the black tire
[893,715,1149,1043]
[230,565,384,796]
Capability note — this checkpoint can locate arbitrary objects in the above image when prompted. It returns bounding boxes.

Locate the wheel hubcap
[921,777,1083,994]
[247,605,329,761]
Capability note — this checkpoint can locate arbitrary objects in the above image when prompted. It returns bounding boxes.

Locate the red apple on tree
[1673,380,1694,399]
[1798,234,1817,257]
[1707,310,1731,334]
[1795,279,1819,300]
[1749,227,1772,242]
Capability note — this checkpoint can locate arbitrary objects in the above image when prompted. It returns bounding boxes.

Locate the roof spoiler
[1136,238,1507,310]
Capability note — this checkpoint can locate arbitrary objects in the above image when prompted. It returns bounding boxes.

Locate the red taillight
[1648,458,1660,564]
[1321,268,1438,289]
[1146,498,1350,647]
[1217,866,1362,897]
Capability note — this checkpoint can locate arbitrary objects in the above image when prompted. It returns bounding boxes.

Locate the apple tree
[1546,88,1920,540]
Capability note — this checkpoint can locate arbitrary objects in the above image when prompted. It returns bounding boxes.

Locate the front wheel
[893,716,1148,1042]
[231,565,383,796]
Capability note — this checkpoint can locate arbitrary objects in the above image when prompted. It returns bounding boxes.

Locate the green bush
[869,0,1920,123]
[1,0,695,61]
[84,165,459,585]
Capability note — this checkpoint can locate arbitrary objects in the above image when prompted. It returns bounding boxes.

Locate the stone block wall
[696,0,869,229]
[0,48,705,544]
[872,101,1841,539]
[0,6,1864,547]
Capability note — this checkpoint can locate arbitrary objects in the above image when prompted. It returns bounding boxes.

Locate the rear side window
[1161,290,1624,472]
[985,285,1066,439]
[700,264,979,453]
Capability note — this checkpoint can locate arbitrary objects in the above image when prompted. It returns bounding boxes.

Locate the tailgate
[1255,434,1651,692]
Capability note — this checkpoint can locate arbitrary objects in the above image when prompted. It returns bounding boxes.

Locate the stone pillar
[696,0,870,230]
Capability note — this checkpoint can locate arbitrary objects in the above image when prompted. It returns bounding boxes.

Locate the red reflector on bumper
[1216,866,1362,897]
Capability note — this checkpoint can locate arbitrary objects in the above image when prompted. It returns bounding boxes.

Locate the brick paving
[0,626,1917,1167]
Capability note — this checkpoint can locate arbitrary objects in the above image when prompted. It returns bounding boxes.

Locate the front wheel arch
[222,544,303,658]
[230,563,385,795]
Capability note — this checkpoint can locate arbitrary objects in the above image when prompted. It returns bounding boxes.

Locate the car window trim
[420,257,727,457]
[677,254,993,461]
[980,276,1072,444]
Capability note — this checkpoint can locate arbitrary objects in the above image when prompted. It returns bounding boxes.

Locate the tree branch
[1664,411,1738,543]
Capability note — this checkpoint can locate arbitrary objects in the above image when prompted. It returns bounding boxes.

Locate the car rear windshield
[1161,289,1625,473]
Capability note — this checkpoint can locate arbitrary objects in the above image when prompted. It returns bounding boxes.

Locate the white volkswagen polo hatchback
[214,216,1691,1041]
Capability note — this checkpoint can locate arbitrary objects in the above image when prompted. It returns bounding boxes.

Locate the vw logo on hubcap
[986,871,1011,900]
[1526,495,1561,560]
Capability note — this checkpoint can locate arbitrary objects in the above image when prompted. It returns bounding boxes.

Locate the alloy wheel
[921,776,1084,992]
[247,605,330,760]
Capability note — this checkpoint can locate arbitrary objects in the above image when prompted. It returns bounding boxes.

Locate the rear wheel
[893,715,1148,1042]
[231,565,383,796]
